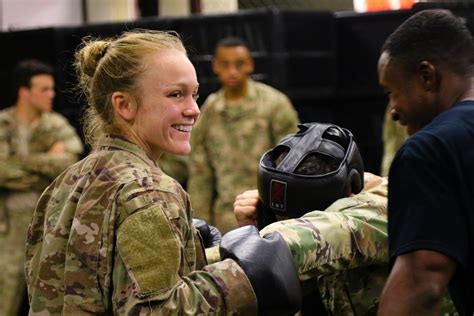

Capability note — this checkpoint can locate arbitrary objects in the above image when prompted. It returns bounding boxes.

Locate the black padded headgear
[258,123,364,218]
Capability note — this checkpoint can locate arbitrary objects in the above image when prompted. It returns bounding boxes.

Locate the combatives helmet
[258,123,364,218]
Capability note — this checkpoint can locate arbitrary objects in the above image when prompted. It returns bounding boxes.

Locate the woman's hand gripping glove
[219,225,302,316]
[192,218,222,248]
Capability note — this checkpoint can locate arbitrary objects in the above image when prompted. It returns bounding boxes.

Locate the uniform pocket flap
[117,204,180,296]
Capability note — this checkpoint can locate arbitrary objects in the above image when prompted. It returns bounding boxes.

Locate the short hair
[11,59,54,93]
[382,9,474,76]
[74,30,186,146]
[214,36,249,54]
[273,149,339,176]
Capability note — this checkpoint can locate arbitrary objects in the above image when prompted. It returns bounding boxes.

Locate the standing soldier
[380,105,408,176]
[159,153,189,187]
[0,59,83,315]
[188,36,299,233]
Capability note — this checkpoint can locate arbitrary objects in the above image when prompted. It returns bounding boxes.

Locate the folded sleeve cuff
[203,258,258,315]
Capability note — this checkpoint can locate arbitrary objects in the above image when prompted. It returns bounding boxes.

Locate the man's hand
[233,190,259,227]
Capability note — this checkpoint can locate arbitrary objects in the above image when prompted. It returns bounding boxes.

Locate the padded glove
[220,225,302,316]
[192,218,222,248]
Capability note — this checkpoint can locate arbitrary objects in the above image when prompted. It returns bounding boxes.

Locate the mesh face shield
[258,123,364,218]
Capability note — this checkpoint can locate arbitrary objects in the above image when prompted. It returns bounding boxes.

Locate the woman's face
[132,49,200,159]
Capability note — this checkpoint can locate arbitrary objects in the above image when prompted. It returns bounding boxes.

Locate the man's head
[212,37,254,92]
[12,59,55,113]
[378,9,474,135]
[258,123,364,219]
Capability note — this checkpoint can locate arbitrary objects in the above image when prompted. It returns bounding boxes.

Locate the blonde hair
[74,29,186,146]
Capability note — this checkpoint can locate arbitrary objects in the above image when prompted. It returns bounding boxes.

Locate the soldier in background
[25,30,301,315]
[159,153,189,187]
[380,105,408,176]
[0,59,83,316]
[188,36,299,233]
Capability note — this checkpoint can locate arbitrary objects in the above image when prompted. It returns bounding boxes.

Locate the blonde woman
[25,30,300,315]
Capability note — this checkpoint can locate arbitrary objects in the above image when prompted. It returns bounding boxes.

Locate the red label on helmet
[270,179,287,211]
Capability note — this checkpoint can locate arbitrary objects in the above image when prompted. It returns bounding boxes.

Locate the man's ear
[418,61,438,91]
[18,86,29,99]
[111,92,136,121]
[212,57,219,75]
[246,57,255,74]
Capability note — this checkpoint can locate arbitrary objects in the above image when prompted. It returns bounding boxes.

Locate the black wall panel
[332,9,412,174]
[335,10,410,99]
[0,8,337,144]
[5,6,470,174]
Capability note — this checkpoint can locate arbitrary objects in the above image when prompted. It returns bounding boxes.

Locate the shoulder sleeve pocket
[117,204,180,296]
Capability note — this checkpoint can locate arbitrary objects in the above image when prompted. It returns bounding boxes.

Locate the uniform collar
[213,79,259,121]
[214,78,257,111]
[96,134,157,167]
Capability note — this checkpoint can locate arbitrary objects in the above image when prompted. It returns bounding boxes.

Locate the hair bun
[75,39,112,78]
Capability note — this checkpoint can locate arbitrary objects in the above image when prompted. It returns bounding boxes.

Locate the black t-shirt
[388,100,474,315]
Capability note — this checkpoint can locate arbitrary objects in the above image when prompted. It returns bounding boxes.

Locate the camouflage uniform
[25,135,257,315]
[188,79,299,233]
[159,153,189,188]
[0,107,83,316]
[260,176,388,315]
[381,106,408,176]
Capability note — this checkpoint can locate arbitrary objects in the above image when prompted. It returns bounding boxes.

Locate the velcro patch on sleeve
[117,204,180,296]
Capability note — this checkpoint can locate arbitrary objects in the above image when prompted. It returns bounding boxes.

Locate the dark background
[1,2,473,175]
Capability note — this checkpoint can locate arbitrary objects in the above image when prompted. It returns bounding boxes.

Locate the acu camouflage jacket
[25,135,256,315]
[0,107,83,233]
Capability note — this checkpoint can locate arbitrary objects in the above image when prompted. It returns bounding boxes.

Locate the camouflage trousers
[0,205,33,316]
[317,265,388,315]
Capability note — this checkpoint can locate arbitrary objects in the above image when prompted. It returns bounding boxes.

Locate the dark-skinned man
[377,9,474,315]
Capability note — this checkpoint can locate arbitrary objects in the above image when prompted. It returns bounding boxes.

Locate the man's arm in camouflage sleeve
[0,161,42,190]
[188,106,215,223]
[0,117,33,189]
[260,177,388,280]
[270,95,299,144]
[18,117,83,180]
[0,122,40,188]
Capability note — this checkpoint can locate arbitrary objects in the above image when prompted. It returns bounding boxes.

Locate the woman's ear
[111,91,137,121]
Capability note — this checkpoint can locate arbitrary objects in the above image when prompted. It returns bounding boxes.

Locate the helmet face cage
[258,123,364,218]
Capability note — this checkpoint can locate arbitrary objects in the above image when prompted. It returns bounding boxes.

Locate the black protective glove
[192,218,222,248]
[220,225,302,316]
